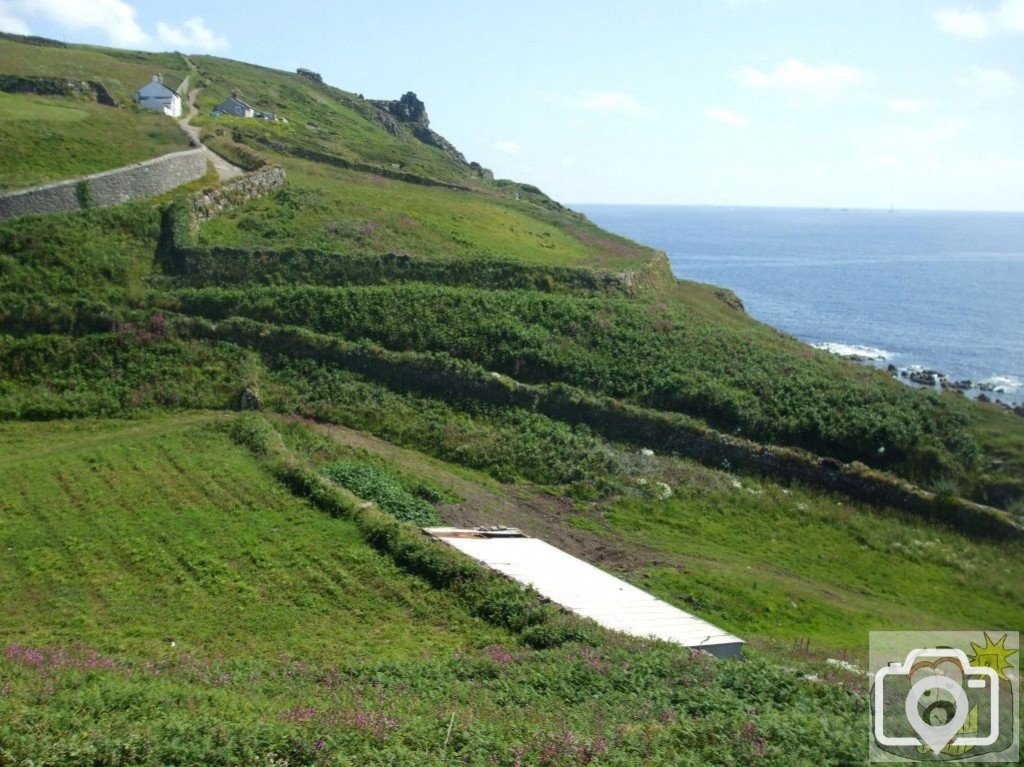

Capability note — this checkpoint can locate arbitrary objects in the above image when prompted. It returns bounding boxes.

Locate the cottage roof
[221,95,255,110]
[136,75,177,99]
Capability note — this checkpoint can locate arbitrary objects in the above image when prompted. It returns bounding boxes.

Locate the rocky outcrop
[0,31,66,48]
[369,91,468,165]
[714,288,745,312]
[380,91,428,124]
[468,161,494,181]
[903,368,940,387]
[296,68,323,84]
[0,74,116,106]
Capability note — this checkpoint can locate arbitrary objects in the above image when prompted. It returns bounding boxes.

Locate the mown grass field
[0,92,190,191]
[197,160,654,269]
[0,415,504,660]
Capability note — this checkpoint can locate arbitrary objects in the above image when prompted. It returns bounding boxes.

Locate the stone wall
[0,149,207,220]
[188,165,287,223]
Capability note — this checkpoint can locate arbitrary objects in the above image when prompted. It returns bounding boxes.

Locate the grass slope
[0,91,189,191]
[0,415,502,660]
[198,162,649,269]
[288,416,1024,659]
[0,415,867,766]
[0,35,188,104]
[0,36,192,190]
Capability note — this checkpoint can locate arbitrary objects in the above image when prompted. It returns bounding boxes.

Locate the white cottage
[134,74,181,118]
[213,95,255,118]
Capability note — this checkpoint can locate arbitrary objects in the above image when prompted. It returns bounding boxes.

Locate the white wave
[813,342,892,361]
[980,375,1023,391]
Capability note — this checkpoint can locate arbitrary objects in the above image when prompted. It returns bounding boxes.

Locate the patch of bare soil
[310,421,677,577]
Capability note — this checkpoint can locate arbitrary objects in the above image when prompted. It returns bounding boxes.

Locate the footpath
[178,87,244,182]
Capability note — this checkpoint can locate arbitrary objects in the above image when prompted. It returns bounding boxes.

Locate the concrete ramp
[424,527,743,658]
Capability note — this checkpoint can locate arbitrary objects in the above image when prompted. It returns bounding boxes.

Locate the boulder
[238,387,262,411]
[907,369,940,387]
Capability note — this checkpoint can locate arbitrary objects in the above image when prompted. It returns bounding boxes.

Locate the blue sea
[575,205,1024,406]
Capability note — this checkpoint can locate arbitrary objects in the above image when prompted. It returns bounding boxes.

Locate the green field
[267,413,1024,659]
[0,415,502,659]
[0,92,190,191]
[198,161,653,269]
[0,36,192,190]
[0,415,870,766]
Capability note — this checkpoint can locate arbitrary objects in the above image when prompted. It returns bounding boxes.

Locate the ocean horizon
[575,204,1024,406]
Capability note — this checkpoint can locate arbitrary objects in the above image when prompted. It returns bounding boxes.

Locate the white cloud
[156,16,227,52]
[957,65,1017,98]
[0,0,150,46]
[737,59,863,93]
[493,140,522,155]
[933,7,992,38]
[553,90,650,117]
[934,0,1024,38]
[705,106,747,126]
[887,98,925,114]
[0,0,227,51]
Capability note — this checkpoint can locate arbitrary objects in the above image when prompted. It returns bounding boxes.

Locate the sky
[2,0,1023,211]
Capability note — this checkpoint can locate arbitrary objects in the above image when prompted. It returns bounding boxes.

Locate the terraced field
[0,415,505,659]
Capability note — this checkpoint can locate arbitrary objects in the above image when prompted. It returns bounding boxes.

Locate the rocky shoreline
[821,348,1024,417]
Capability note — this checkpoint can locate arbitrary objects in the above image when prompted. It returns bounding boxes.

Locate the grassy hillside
[0,36,192,190]
[0,91,189,191]
[197,162,650,269]
[0,415,501,659]
[0,415,869,765]
[274,416,1024,657]
[1,35,1022,765]
[0,35,188,104]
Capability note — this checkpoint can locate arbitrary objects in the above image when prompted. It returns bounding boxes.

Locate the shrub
[521,623,591,649]
[322,459,440,525]
[225,413,282,456]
